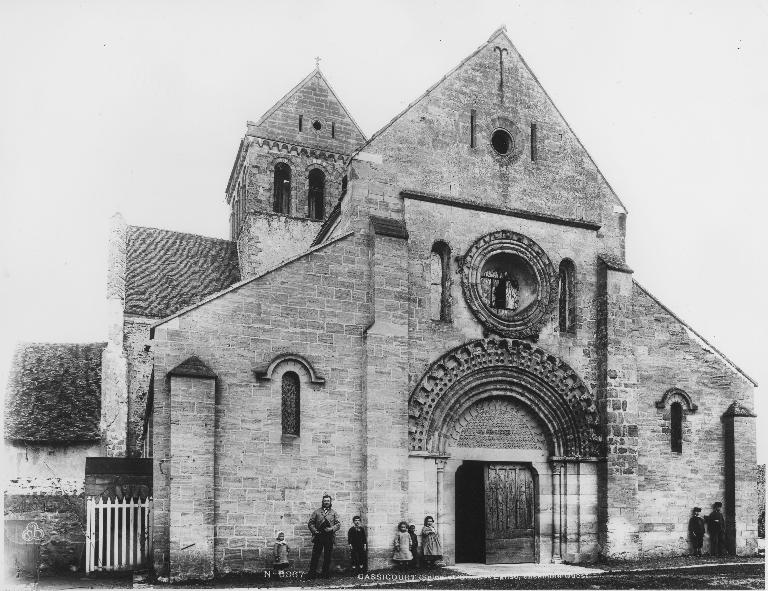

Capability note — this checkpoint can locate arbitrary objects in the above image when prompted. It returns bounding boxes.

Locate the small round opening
[491,129,513,155]
[312,120,322,131]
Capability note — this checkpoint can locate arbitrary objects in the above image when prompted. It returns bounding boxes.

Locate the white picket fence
[86,496,152,573]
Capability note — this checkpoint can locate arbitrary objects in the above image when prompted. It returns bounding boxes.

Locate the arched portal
[407,339,602,565]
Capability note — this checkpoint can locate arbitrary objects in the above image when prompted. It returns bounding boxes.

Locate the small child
[273,531,290,572]
[407,524,419,568]
[347,515,368,574]
[392,521,413,569]
[421,516,442,568]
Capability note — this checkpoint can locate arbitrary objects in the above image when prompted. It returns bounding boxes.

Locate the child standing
[347,515,368,574]
[273,531,290,572]
[392,521,413,569]
[407,524,419,568]
[421,516,442,568]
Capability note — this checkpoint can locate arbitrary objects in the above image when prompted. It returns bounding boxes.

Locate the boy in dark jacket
[347,516,367,574]
[688,507,705,556]
[408,524,419,568]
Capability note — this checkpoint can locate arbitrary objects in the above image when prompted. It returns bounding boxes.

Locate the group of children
[272,515,442,574]
[391,516,442,571]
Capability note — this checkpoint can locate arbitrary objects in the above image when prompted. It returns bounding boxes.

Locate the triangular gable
[248,68,366,154]
[355,26,627,223]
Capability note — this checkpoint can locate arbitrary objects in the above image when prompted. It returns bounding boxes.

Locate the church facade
[6,27,758,580]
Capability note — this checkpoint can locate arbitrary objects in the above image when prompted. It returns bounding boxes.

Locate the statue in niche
[481,269,520,311]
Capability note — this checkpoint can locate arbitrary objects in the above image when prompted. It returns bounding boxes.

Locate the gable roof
[247,68,367,156]
[252,67,367,141]
[125,225,241,318]
[5,342,106,443]
[633,280,757,387]
[351,26,626,214]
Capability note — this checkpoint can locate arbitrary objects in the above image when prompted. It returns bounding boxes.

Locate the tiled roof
[4,342,106,442]
[125,226,241,318]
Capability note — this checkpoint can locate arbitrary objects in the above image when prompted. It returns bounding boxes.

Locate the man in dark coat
[688,507,705,556]
[307,494,341,578]
[707,501,726,556]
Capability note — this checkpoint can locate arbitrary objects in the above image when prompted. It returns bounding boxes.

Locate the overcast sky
[1,0,765,461]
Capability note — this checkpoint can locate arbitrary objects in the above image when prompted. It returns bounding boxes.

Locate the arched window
[430,242,451,321]
[558,259,576,334]
[307,169,325,220]
[670,401,683,453]
[281,371,300,436]
[273,163,291,214]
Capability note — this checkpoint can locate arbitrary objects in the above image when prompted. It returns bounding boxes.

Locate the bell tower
[225,66,366,278]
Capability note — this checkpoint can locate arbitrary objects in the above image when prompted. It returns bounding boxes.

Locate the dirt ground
[5,556,764,590]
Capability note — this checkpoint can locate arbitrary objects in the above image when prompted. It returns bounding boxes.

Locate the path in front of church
[4,556,763,589]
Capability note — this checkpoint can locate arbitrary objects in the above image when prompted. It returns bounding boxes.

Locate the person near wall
[273,531,290,572]
[347,515,367,574]
[408,524,419,568]
[707,501,726,556]
[307,494,341,579]
[421,515,442,568]
[392,521,413,570]
[688,507,705,557]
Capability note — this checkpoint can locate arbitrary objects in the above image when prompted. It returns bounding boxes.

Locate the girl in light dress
[421,516,442,568]
[392,521,413,569]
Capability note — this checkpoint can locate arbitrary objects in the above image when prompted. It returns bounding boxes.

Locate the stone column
[435,459,447,537]
[551,461,563,563]
[722,402,758,555]
[168,357,217,582]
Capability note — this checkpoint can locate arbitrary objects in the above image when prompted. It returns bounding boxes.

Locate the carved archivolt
[655,387,697,412]
[408,338,601,457]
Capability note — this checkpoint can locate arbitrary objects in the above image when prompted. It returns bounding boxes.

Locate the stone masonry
[107,27,758,580]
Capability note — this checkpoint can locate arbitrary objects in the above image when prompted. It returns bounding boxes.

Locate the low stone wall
[4,493,86,575]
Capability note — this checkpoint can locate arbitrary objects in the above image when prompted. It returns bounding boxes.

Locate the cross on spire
[314,56,321,69]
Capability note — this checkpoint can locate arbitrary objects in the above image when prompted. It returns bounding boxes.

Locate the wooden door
[484,463,535,563]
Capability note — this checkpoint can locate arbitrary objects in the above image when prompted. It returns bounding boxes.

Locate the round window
[312,120,322,131]
[491,129,513,155]
[460,231,556,339]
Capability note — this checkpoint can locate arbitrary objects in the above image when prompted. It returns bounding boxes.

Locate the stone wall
[631,282,755,556]
[4,442,95,575]
[4,494,86,575]
[237,213,322,279]
[359,30,626,262]
[233,139,349,278]
[246,70,366,155]
[244,142,347,220]
[151,232,371,577]
[124,317,154,457]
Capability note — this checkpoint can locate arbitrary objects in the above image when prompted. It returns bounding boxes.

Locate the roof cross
[314,56,321,69]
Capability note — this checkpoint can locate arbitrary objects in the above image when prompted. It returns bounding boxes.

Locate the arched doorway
[408,338,602,565]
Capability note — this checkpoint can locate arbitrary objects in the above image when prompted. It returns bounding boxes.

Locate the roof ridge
[128,224,234,244]
[351,32,496,159]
